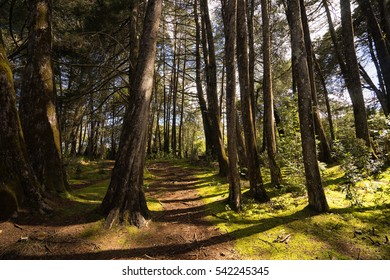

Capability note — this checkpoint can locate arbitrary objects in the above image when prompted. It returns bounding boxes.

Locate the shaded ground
[1,160,390,260]
[0,161,239,259]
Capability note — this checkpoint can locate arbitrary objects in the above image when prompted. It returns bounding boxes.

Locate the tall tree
[247,0,256,126]
[286,0,329,212]
[100,0,163,228]
[19,0,68,193]
[222,0,241,211]
[299,0,333,163]
[262,0,282,187]
[200,0,229,176]
[237,0,268,201]
[340,0,370,145]
[322,0,370,145]
[356,0,390,114]
[0,31,50,219]
[194,0,214,156]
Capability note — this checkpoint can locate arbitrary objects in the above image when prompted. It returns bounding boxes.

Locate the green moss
[192,163,390,259]
[79,220,104,239]
[72,179,110,203]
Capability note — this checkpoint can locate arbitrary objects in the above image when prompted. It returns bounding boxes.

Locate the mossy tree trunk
[19,0,67,193]
[287,0,329,213]
[100,0,162,228]
[0,31,50,220]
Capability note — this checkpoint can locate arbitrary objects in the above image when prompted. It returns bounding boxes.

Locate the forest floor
[0,160,238,259]
[1,159,390,260]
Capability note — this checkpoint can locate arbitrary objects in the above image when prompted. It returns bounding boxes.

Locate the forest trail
[137,161,239,259]
[0,161,239,259]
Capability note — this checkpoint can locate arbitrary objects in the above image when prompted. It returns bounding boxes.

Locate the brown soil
[0,161,239,260]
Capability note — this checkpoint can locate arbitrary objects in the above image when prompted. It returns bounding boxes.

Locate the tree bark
[322,0,370,145]
[237,0,268,201]
[262,0,282,187]
[194,0,213,156]
[19,0,67,193]
[357,0,390,114]
[0,31,50,219]
[340,0,370,145]
[236,114,248,169]
[299,0,333,163]
[200,0,229,176]
[287,0,329,213]
[247,0,256,128]
[314,57,336,142]
[100,0,162,228]
[222,0,241,211]
[178,35,187,158]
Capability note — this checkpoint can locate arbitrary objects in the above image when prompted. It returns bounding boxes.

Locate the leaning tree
[100,0,163,228]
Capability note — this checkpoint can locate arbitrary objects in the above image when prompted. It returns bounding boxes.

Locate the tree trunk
[247,0,256,128]
[237,0,268,202]
[357,0,390,114]
[171,21,180,156]
[222,0,241,211]
[378,0,390,47]
[129,0,140,86]
[194,0,213,156]
[19,0,67,193]
[200,0,229,176]
[287,0,329,213]
[322,0,370,145]
[314,57,336,142]
[178,36,187,158]
[262,0,282,187]
[340,0,370,145]
[100,0,162,228]
[236,114,248,169]
[299,0,333,163]
[0,31,50,220]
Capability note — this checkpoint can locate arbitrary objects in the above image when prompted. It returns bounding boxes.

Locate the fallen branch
[13,224,23,230]
[273,234,291,244]
[367,236,381,246]
[143,254,157,260]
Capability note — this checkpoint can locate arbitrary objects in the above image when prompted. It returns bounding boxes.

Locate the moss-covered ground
[194,163,390,260]
[33,158,390,260]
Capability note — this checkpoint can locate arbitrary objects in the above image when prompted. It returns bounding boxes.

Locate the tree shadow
[1,207,316,259]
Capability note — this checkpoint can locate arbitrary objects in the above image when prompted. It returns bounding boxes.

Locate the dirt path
[133,161,239,259]
[0,161,239,259]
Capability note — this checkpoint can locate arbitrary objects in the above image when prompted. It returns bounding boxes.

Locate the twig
[367,236,381,246]
[280,234,291,243]
[258,238,277,248]
[143,254,157,260]
[13,224,23,230]
[45,244,52,253]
